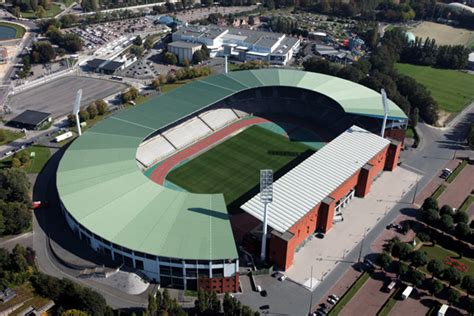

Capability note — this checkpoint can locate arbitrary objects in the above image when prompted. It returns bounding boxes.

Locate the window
[135,259,144,270]
[160,266,171,276]
[213,268,224,278]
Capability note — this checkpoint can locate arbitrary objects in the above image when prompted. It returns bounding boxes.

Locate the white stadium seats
[199,109,239,130]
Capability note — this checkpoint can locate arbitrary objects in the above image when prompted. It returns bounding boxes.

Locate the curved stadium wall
[56,69,408,292]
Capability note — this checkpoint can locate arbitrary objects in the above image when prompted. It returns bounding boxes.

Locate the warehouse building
[168,41,203,64]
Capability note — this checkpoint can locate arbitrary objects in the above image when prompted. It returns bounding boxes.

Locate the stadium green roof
[57,69,407,261]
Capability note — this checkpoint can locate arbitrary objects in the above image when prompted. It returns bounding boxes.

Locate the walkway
[149,117,269,185]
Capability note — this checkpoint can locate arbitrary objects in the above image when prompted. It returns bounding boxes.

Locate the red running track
[150,117,269,185]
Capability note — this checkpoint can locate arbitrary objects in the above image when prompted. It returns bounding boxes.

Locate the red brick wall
[197,273,239,293]
[385,129,406,145]
[385,142,401,171]
[269,145,390,271]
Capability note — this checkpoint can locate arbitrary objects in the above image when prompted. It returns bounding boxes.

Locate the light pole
[308,265,313,315]
[260,169,273,263]
[380,88,390,138]
[73,89,83,136]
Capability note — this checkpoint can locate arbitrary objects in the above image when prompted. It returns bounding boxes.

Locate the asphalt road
[8,75,127,119]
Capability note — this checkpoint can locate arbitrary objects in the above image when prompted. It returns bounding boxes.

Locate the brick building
[242,125,401,270]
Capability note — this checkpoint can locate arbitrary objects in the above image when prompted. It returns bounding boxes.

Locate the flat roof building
[172,25,300,65]
[168,41,203,64]
[8,110,51,130]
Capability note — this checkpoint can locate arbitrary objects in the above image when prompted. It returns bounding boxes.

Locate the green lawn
[167,125,313,205]
[0,22,26,38]
[0,145,51,173]
[446,160,468,183]
[459,195,474,212]
[405,126,415,138]
[420,244,474,278]
[377,287,401,316]
[0,128,23,146]
[20,3,62,18]
[395,63,474,113]
[431,184,447,200]
[328,272,371,315]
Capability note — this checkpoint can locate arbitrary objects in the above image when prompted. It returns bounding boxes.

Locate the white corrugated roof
[241,125,390,233]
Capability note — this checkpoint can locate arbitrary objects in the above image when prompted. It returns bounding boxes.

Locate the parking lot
[8,75,127,119]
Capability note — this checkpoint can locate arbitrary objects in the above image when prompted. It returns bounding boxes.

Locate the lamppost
[260,169,273,263]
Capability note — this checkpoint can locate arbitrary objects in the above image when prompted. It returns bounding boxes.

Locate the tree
[0,211,4,236]
[428,279,444,296]
[455,222,470,239]
[201,44,210,59]
[422,197,438,211]
[440,205,454,216]
[391,241,413,260]
[129,87,138,99]
[148,293,157,315]
[394,261,409,277]
[443,267,462,287]
[62,310,89,316]
[86,103,98,119]
[60,14,78,28]
[223,292,233,316]
[411,251,428,268]
[36,5,46,18]
[454,211,469,224]
[410,107,419,128]
[462,275,474,296]
[61,33,83,53]
[12,6,21,18]
[30,0,38,11]
[468,298,474,315]
[133,35,143,46]
[78,109,90,122]
[0,168,31,203]
[440,214,454,232]
[95,99,108,115]
[377,252,392,271]
[192,50,204,64]
[423,208,440,225]
[163,52,177,65]
[183,58,190,68]
[130,45,144,57]
[427,259,443,279]
[11,158,22,169]
[30,41,56,64]
[10,245,28,272]
[405,268,425,287]
[447,288,460,304]
[161,289,171,312]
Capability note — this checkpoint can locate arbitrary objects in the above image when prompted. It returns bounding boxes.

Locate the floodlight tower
[380,89,390,138]
[260,169,273,262]
[73,89,83,136]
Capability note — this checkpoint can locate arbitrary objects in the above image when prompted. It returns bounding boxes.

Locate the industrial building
[57,69,407,292]
[168,41,203,64]
[171,25,300,65]
[8,110,51,130]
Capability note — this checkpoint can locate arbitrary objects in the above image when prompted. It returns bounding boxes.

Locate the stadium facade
[57,69,407,292]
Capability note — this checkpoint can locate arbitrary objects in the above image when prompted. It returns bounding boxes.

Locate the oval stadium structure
[57,69,407,292]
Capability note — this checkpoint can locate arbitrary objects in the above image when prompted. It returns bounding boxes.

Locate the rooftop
[57,69,407,261]
[168,41,203,49]
[241,125,391,233]
[9,110,51,126]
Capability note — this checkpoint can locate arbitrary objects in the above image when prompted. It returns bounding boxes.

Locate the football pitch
[166,125,314,205]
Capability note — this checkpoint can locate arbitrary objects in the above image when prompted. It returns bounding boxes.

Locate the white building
[171,25,300,65]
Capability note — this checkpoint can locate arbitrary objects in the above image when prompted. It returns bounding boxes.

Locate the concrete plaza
[286,165,421,289]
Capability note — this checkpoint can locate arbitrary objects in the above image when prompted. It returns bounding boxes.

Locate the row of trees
[0,245,35,291]
[31,272,113,315]
[303,28,439,124]
[67,99,109,126]
[468,124,474,150]
[46,26,83,53]
[421,197,471,241]
[400,37,470,69]
[0,168,31,237]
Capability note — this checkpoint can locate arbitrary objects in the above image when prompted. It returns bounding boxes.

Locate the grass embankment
[446,160,468,184]
[167,125,313,205]
[377,287,402,316]
[395,63,474,114]
[328,272,371,315]
[0,145,51,173]
[0,128,23,146]
[431,184,447,200]
[20,3,62,18]
[459,195,474,212]
[0,22,26,38]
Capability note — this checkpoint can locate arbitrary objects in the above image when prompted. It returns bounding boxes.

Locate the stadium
[56,69,408,293]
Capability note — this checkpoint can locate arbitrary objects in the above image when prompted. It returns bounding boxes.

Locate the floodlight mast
[380,89,390,138]
[73,89,83,136]
[224,55,228,74]
[260,169,273,262]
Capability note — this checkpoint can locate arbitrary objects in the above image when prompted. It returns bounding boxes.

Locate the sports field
[395,63,474,113]
[166,125,313,205]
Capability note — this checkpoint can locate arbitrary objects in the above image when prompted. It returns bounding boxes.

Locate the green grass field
[420,244,474,278]
[0,128,23,146]
[0,145,50,173]
[459,195,474,212]
[166,125,313,205]
[395,63,474,113]
[20,3,62,18]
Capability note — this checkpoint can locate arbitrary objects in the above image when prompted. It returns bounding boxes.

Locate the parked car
[278,274,287,281]
[327,298,337,305]
[259,305,269,310]
[329,294,339,301]
[260,290,268,297]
